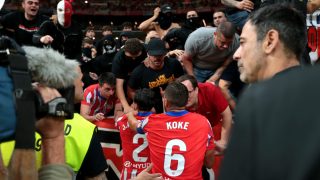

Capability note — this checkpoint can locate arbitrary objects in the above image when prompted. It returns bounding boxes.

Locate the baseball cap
[147,38,167,56]
[161,4,172,14]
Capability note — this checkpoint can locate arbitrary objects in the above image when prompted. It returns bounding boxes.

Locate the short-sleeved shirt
[138,110,215,179]
[112,48,147,80]
[1,11,49,46]
[116,112,152,180]
[128,58,184,113]
[81,84,117,116]
[188,83,228,140]
[184,27,239,70]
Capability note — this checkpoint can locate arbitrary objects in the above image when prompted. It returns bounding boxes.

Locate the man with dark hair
[213,8,227,27]
[128,38,184,113]
[112,38,147,114]
[115,88,155,179]
[218,5,320,180]
[182,21,239,82]
[85,26,95,41]
[122,21,133,31]
[80,72,118,122]
[127,82,215,179]
[1,0,49,46]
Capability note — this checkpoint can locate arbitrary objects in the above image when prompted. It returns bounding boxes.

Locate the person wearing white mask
[32,0,83,60]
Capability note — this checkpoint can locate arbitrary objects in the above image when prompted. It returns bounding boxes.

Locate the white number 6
[164,139,186,176]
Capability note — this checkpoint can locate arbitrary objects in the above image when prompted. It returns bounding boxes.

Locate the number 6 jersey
[139,110,215,180]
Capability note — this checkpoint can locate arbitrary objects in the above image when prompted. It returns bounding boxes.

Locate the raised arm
[181,52,194,76]
[138,7,161,32]
[116,78,133,113]
[221,0,254,12]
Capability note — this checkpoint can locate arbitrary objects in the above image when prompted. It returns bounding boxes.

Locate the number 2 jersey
[116,112,152,180]
[139,110,215,180]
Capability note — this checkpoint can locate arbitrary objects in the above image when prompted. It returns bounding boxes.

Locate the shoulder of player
[186,111,210,122]
[115,114,127,125]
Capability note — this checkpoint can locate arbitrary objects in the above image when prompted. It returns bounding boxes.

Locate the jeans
[193,66,214,83]
[226,10,250,30]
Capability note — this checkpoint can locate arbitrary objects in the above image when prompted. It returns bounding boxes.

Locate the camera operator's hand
[34,85,64,139]
[34,85,66,167]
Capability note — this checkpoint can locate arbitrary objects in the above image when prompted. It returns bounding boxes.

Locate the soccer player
[116,88,155,180]
[127,82,215,179]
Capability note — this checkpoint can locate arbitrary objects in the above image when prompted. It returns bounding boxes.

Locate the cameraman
[0,36,74,179]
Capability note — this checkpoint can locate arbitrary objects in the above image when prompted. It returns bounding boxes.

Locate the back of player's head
[176,74,198,89]
[134,88,155,111]
[98,72,116,87]
[164,82,188,108]
[124,38,144,55]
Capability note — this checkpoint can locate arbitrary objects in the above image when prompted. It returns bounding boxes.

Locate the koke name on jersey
[166,121,189,130]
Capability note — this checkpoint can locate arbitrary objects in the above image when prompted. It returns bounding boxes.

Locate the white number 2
[164,139,186,177]
[132,134,148,162]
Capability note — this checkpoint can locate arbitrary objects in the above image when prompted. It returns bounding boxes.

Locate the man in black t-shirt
[112,38,147,114]
[1,0,49,46]
[128,38,184,113]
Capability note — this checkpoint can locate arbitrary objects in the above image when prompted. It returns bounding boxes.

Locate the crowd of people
[1,0,320,179]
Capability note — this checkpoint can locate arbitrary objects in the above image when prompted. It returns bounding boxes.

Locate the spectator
[116,88,155,179]
[127,82,215,179]
[96,25,115,56]
[138,4,180,38]
[112,38,147,114]
[81,37,97,64]
[101,25,113,37]
[1,0,49,46]
[182,21,239,82]
[127,38,184,113]
[121,21,133,31]
[221,0,260,31]
[163,10,201,51]
[91,34,117,74]
[219,5,320,180]
[213,8,227,27]
[85,26,96,42]
[33,0,82,60]
[80,72,119,122]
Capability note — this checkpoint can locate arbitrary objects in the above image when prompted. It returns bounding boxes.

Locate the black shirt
[1,11,49,46]
[33,20,83,60]
[219,66,320,180]
[111,48,147,80]
[128,58,184,113]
